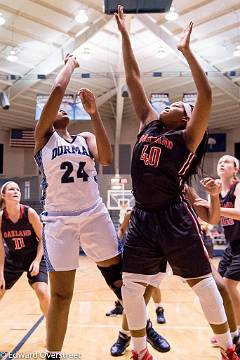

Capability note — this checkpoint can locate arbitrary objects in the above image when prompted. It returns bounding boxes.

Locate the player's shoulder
[79,131,94,139]
[23,206,36,221]
[27,207,38,217]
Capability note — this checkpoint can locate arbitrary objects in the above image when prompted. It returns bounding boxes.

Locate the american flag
[10,129,35,148]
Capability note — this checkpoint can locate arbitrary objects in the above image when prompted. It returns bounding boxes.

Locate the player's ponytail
[0,188,5,210]
[231,156,239,180]
[0,194,4,210]
[0,181,11,210]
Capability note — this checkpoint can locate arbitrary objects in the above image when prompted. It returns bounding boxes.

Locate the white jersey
[35,131,100,212]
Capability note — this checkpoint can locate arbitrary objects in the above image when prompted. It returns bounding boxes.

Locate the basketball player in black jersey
[217,156,240,339]
[186,181,240,351]
[115,5,239,360]
[0,181,49,316]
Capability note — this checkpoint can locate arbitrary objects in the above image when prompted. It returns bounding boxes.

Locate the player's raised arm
[34,54,79,153]
[115,5,157,126]
[178,22,212,153]
[79,88,112,166]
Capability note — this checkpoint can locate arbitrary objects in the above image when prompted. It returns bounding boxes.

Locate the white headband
[183,102,192,119]
[228,156,239,171]
[0,181,12,195]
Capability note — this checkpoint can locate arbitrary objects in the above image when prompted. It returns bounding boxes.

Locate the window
[24,181,30,200]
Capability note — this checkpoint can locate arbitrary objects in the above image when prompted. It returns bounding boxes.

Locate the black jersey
[220,181,240,244]
[131,121,195,208]
[1,205,38,257]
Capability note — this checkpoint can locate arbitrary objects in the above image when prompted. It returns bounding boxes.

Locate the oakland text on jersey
[219,181,240,243]
[2,206,38,253]
[220,201,235,227]
[3,229,32,238]
[51,145,91,160]
[139,134,173,149]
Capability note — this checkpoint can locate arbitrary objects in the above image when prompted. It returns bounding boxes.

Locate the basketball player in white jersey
[34,53,123,358]
[34,53,170,359]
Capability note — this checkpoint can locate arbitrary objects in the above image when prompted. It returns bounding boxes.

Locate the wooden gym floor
[0,256,222,359]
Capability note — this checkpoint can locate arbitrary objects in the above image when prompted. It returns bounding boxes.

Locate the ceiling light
[82,47,91,60]
[6,50,18,62]
[156,46,166,58]
[0,91,10,110]
[0,13,6,26]
[233,45,240,57]
[121,84,129,98]
[75,9,88,24]
[165,7,179,21]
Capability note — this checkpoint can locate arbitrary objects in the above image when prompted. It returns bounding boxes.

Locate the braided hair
[184,131,209,185]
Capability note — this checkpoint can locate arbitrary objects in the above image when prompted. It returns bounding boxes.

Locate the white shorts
[41,200,120,272]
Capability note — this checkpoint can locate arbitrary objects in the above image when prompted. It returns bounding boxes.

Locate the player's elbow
[101,156,113,166]
[206,87,212,104]
[207,86,212,97]
[53,84,65,96]
[199,86,212,105]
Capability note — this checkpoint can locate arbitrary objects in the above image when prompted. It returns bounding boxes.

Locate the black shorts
[122,199,211,279]
[4,255,48,290]
[218,245,240,281]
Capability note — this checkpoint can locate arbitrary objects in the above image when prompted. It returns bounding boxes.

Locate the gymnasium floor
[0,256,221,360]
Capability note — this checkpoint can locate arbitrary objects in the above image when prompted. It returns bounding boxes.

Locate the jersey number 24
[60,161,89,183]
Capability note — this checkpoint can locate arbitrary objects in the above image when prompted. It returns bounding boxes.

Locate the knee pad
[97,262,122,300]
[192,276,227,325]
[122,278,147,330]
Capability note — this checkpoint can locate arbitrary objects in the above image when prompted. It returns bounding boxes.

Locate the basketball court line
[0,321,210,331]
[1,316,44,360]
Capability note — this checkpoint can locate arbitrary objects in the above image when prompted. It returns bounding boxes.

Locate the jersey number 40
[140,145,161,168]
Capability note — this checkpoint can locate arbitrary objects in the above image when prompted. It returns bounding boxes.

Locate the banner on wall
[207,133,226,152]
[182,92,197,105]
[150,93,170,115]
[35,94,91,121]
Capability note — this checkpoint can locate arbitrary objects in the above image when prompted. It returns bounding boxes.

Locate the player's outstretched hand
[115,5,127,33]
[177,22,193,54]
[200,177,222,197]
[64,53,79,69]
[78,88,97,115]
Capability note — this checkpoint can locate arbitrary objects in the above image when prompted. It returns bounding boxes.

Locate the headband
[0,181,13,195]
[228,156,239,170]
[183,102,192,119]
